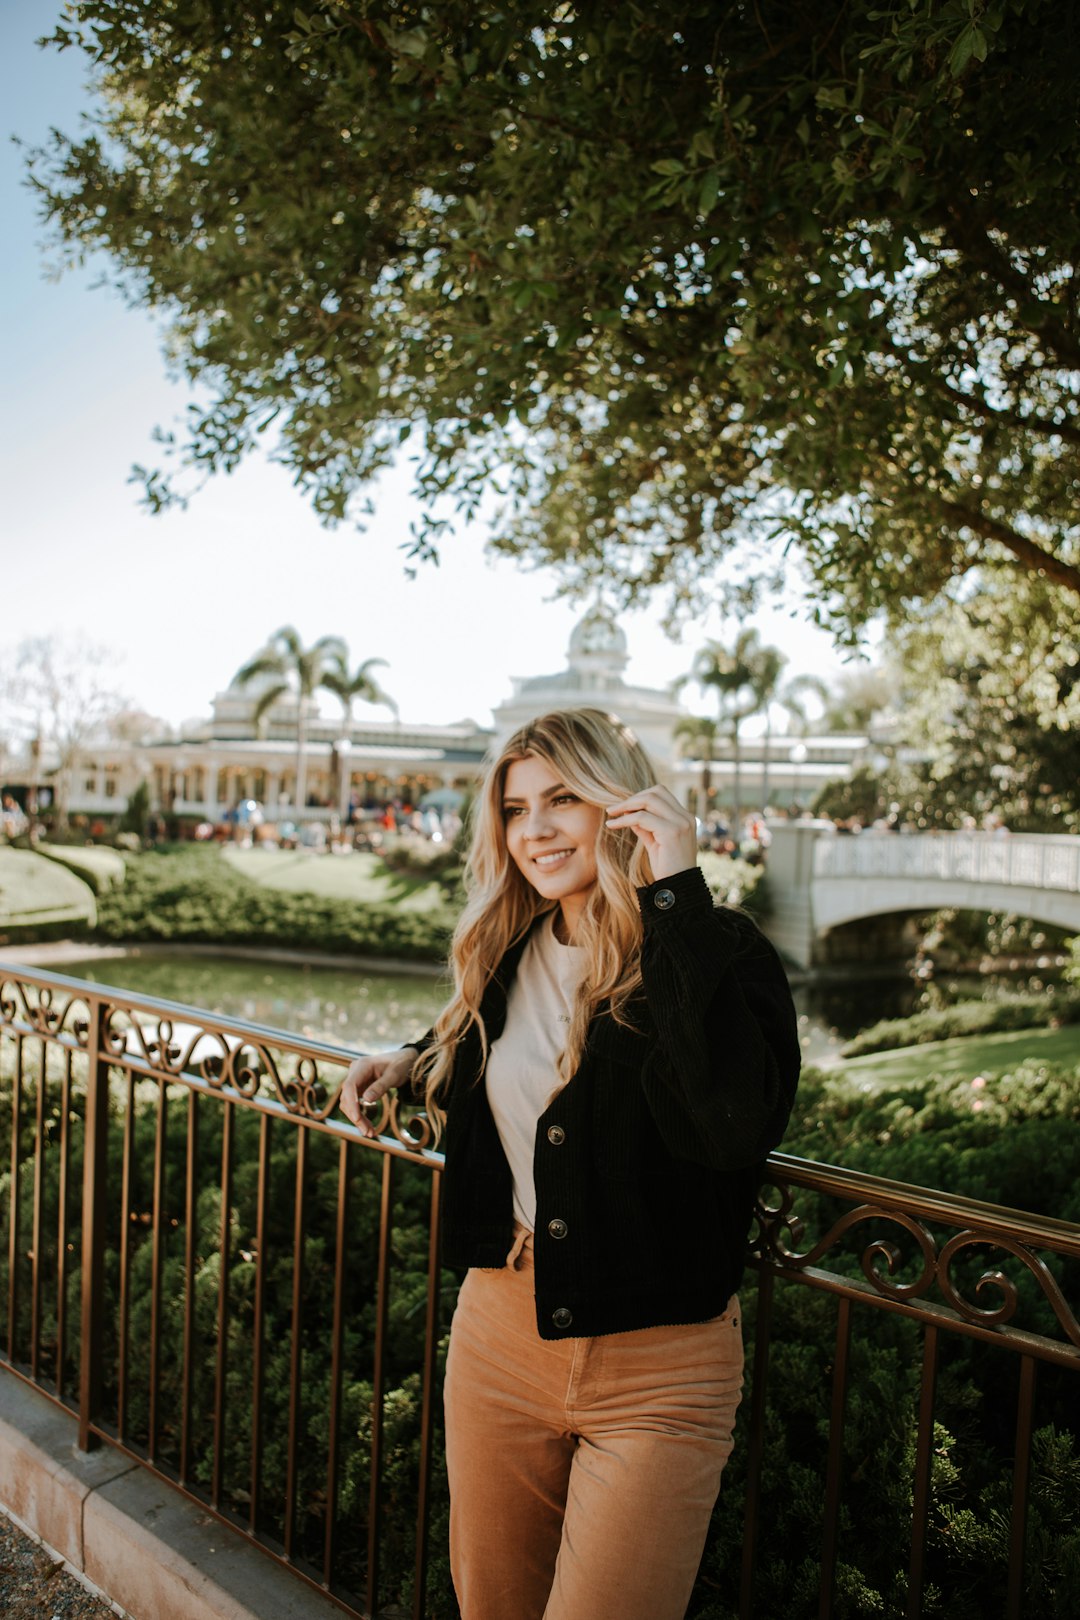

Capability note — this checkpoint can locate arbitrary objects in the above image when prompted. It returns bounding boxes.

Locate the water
[53,948,914,1066]
[60,951,449,1053]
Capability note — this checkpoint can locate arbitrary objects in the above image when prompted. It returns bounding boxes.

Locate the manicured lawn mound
[94,845,452,961]
[838,1022,1080,1090]
[39,842,126,894]
[221,846,449,911]
[0,848,97,931]
[842,989,1080,1057]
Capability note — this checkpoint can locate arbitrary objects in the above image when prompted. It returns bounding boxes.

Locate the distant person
[1,793,27,840]
[341,708,799,1620]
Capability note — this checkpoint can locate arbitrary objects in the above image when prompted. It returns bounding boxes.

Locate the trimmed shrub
[842,989,1080,1058]
[38,842,126,896]
[94,845,452,961]
[698,850,766,912]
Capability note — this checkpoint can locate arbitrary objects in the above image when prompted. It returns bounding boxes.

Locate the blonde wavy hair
[415,707,659,1122]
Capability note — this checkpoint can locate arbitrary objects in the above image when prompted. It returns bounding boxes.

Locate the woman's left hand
[605,784,699,882]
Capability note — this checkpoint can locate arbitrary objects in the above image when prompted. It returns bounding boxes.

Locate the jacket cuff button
[552,1307,573,1330]
[653,887,676,910]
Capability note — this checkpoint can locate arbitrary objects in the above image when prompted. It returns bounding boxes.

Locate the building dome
[567,607,629,675]
[490,606,682,777]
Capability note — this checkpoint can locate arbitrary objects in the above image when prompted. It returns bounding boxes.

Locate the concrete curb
[0,1370,344,1620]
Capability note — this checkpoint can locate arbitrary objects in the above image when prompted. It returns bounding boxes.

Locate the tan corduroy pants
[443,1227,744,1620]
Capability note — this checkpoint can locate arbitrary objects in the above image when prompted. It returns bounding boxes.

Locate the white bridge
[764,823,1080,968]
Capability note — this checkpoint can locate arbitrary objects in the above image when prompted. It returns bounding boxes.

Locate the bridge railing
[2,963,1078,1618]
[813,829,1080,893]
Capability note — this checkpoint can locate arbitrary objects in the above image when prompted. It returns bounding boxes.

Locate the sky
[1,0,859,734]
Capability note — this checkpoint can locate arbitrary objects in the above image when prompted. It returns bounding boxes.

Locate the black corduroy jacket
[415,864,800,1341]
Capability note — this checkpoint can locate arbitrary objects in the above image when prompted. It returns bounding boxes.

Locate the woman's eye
[503,805,523,818]
[553,794,578,806]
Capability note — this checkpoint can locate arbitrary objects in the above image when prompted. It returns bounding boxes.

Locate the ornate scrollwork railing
[2,960,1078,1620]
[0,963,438,1156]
[752,1154,1080,1365]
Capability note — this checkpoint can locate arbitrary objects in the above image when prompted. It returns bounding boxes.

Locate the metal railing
[2,964,1078,1619]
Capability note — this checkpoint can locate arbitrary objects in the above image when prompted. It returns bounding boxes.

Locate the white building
[491,606,685,778]
[1,611,874,830]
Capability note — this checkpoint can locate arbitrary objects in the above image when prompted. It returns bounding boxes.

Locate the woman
[341,708,800,1620]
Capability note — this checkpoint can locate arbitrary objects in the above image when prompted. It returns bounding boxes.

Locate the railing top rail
[765,1150,1080,1257]
[0,958,380,1066]
[3,960,1079,1257]
[0,958,442,1163]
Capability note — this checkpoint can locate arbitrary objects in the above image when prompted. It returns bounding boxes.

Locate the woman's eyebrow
[501,783,568,806]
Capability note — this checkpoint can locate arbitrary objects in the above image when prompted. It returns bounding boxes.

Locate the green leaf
[698,167,720,216]
[948,27,978,76]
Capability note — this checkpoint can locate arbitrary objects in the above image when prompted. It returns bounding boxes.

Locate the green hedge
[842,988,1080,1057]
[93,845,453,961]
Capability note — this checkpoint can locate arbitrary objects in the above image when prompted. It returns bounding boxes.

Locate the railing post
[78,1000,110,1452]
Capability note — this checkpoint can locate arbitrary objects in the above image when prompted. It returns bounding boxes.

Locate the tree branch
[937,497,1080,597]
[941,200,1080,370]
[936,378,1080,448]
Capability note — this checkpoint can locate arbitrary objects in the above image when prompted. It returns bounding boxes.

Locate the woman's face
[501,753,605,924]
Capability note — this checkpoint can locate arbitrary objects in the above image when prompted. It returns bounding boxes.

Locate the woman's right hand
[339,1046,419,1137]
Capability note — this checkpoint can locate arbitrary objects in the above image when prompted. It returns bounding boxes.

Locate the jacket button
[653,887,676,910]
[547,1125,566,1145]
[552,1307,573,1330]
[547,1218,568,1240]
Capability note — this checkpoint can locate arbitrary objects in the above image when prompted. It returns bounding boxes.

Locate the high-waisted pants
[443,1228,744,1620]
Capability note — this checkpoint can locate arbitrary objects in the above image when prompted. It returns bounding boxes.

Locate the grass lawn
[221,846,450,913]
[40,843,126,891]
[0,848,97,928]
[840,1020,1080,1088]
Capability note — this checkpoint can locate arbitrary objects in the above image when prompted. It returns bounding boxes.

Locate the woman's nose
[523,803,553,838]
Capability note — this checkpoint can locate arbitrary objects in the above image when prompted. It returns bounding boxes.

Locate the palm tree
[322,655,398,727]
[323,654,398,821]
[684,630,785,829]
[775,673,831,738]
[233,627,347,812]
[673,714,722,819]
[747,642,786,811]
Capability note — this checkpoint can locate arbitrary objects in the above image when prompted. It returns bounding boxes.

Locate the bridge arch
[811,878,1080,938]
[764,823,1080,968]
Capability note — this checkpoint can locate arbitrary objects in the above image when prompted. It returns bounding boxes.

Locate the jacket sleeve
[636,864,800,1170]
[397,1028,437,1105]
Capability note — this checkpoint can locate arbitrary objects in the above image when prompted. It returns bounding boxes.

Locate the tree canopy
[30,0,1080,635]
[886,574,1080,831]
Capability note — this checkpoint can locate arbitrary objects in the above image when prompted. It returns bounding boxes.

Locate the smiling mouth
[533,849,574,868]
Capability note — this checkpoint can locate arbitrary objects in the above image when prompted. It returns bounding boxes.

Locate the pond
[49,948,927,1067]
[58,951,449,1055]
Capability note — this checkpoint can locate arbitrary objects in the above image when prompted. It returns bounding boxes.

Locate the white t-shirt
[485,912,587,1231]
